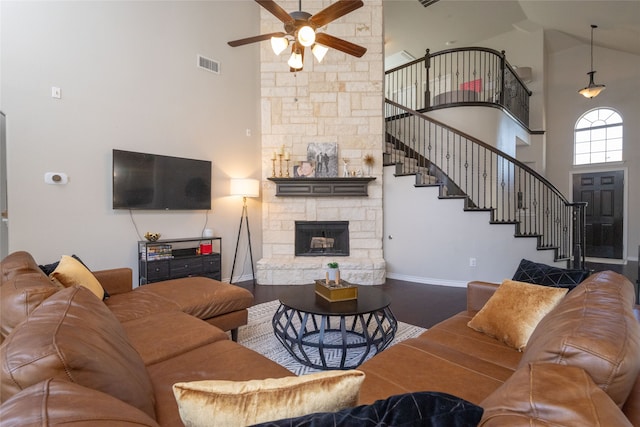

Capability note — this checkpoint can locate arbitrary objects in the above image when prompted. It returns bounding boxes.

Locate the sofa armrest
[467,281,499,312]
[93,268,133,295]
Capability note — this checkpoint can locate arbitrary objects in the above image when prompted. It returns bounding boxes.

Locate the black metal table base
[272,304,398,370]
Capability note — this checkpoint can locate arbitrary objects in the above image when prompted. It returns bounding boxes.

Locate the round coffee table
[272,285,397,370]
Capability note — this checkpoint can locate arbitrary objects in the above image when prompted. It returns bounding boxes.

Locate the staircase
[384,47,585,268]
[384,100,586,267]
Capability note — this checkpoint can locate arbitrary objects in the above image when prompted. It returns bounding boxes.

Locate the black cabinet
[138,237,221,285]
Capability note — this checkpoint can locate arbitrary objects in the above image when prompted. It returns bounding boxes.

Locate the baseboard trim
[386,272,468,288]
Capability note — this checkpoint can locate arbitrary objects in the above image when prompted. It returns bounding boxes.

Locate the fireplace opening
[295,221,349,257]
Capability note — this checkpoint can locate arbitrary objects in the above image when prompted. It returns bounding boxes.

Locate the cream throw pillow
[173,370,365,427]
[49,255,105,300]
[467,279,567,351]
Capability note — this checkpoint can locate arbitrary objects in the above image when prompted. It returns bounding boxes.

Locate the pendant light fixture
[578,25,606,99]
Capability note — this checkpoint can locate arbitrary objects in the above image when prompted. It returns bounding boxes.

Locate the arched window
[574,108,623,165]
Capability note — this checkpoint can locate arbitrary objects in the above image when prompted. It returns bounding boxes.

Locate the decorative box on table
[314,279,358,302]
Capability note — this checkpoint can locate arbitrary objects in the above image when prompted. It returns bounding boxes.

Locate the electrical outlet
[469,257,477,267]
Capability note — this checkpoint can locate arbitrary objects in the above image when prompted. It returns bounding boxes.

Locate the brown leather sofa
[2,250,640,426]
[0,251,293,426]
[357,271,640,426]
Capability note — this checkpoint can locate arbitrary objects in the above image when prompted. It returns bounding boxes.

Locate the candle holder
[278,154,284,177]
[285,159,290,177]
[271,159,276,178]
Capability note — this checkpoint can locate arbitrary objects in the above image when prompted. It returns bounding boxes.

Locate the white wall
[546,44,640,262]
[383,168,564,286]
[1,1,263,281]
[426,106,529,157]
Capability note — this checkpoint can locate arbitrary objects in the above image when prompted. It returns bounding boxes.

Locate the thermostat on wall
[44,172,68,185]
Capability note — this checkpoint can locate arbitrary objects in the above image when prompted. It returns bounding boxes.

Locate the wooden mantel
[267,177,376,197]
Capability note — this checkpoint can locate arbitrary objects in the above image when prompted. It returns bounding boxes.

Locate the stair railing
[385,99,586,268]
[385,47,532,128]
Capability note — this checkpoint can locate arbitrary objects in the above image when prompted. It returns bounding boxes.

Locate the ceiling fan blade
[228,32,286,47]
[310,0,364,28]
[315,32,367,58]
[256,0,293,24]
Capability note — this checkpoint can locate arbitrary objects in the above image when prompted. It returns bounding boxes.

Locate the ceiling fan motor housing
[286,11,314,34]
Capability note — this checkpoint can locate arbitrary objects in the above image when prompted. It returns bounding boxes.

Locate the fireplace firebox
[295,221,349,257]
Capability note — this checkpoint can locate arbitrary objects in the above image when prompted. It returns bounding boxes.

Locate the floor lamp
[230,178,259,286]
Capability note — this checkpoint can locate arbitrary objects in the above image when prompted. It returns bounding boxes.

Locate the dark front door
[573,171,624,259]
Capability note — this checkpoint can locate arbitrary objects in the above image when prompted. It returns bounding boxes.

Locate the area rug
[237,300,427,375]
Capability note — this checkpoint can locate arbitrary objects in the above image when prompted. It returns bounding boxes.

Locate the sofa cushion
[0,251,43,283]
[467,279,567,351]
[480,363,633,426]
[512,258,589,289]
[0,286,156,419]
[120,311,229,365]
[172,370,365,427]
[0,272,63,340]
[519,271,640,407]
[105,290,182,323]
[0,378,160,427]
[356,337,512,406]
[134,276,254,320]
[254,391,484,427]
[147,339,294,426]
[49,255,105,300]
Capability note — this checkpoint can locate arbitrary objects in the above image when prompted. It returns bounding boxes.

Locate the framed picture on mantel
[294,160,316,178]
[307,143,338,177]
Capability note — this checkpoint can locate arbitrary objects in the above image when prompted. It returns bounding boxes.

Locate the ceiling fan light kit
[297,25,316,47]
[271,36,289,55]
[312,43,329,62]
[229,0,367,71]
[578,24,606,99]
[288,47,304,70]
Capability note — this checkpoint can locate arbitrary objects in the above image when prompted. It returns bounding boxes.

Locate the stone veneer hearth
[256,0,385,285]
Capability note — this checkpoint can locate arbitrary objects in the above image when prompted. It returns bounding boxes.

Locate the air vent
[418,0,440,7]
[197,55,220,74]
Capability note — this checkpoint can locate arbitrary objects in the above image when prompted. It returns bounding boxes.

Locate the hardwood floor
[235,259,639,329]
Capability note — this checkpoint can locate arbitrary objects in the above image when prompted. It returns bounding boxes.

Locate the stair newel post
[424,49,431,109]
[499,50,506,107]
[572,202,587,270]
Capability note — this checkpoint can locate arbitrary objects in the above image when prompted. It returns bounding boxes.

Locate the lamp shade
[230,178,260,198]
[288,51,303,69]
[312,43,328,63]
[297,25,316,47]
[271,36,289,55]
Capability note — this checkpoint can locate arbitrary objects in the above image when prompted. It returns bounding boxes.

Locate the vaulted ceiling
[384,0,640,61]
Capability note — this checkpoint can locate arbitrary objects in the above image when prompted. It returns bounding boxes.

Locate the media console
[138,237,221,285]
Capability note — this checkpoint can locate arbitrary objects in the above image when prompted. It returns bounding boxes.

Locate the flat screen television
[112,149,212,210]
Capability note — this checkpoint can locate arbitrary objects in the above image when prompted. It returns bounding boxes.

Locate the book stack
[142,244,173,261]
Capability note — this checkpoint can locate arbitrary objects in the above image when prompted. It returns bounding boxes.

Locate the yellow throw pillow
[467,279,567,351]
[49,255,105,300]
[173,370,365,427]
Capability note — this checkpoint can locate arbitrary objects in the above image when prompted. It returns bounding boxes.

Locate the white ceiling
[384,0,640,62]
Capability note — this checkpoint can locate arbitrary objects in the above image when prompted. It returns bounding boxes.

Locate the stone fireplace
[255,0,385,286]
[295,221,349,257]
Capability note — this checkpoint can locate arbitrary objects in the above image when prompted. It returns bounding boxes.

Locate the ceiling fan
[228,0,367,71]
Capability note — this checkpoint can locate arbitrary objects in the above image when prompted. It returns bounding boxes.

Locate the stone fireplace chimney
[256,0,385,285]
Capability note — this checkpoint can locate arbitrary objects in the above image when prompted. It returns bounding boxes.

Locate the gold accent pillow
[49,255,105,300]
[467,279,567,351]
[172,370,365,427]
